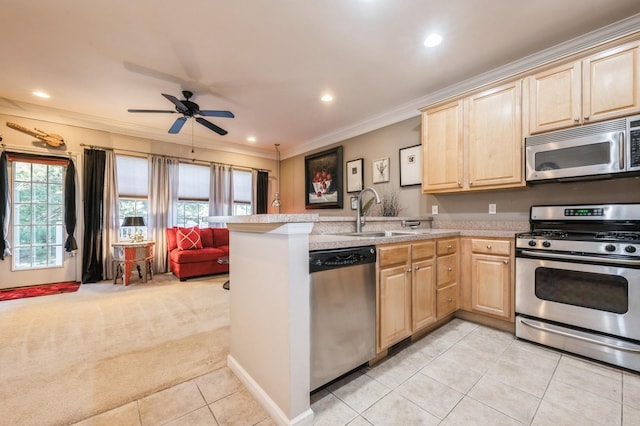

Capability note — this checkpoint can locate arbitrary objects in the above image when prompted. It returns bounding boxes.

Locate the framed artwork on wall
[305,146,343,209]
[346,158,364,193]
[372,157,390,183]
[399,144,422,187]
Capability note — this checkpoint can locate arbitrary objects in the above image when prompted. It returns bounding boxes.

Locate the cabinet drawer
[471,239,511,256]
[436,238,458,255]
[411,241,436,261]
[437,283,458,318]
[437,254,458,286]
[378,244,411,268]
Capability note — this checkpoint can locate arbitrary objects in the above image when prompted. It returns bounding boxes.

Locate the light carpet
[0,273,230,426]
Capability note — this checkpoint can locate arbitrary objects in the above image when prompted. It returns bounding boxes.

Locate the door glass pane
[535,267,628,314]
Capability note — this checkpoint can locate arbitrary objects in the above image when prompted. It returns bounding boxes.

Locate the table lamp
[122,216,146,242]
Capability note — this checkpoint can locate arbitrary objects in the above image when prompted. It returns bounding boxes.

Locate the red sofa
[166,227,229,281]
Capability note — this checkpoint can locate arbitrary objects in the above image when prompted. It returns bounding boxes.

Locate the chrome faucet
[356,187,381,233]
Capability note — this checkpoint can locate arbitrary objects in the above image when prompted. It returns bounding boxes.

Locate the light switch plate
[432,205,439,215]
[489,204,497,214]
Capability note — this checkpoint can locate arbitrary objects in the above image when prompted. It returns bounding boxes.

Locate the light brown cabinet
[377,241,436,352]
[460,238,513,321]
[422,80,524,194]
[435,238,459,319]
[527,40,640,134]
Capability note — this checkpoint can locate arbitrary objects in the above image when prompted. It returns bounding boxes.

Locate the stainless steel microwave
[525,115,640,182]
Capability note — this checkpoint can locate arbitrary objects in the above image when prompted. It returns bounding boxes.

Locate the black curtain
[64,159,77,253]
[256,170,268,214]
[0,152,8,260]
[82,149,105,283]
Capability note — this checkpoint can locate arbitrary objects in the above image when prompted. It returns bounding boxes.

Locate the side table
[112,241,155,286]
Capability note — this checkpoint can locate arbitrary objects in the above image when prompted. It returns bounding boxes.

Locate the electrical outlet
[431,205,439,215]
[489,204,497,214]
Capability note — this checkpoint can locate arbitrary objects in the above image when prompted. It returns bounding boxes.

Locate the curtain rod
[79,143,270,173]
[1,142,78,159]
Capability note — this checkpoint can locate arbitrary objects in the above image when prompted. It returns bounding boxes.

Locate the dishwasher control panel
[309,246,376,272]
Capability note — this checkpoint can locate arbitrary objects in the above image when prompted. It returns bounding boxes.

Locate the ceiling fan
[128,90,234,135]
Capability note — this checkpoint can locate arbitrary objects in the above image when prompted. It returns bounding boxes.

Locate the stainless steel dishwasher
[309,245,376,391]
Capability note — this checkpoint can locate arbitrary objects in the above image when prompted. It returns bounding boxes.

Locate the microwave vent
[526,118,627,147]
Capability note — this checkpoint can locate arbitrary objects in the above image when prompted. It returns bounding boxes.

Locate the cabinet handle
[406,268,412,273]
[447,297,453,302]
[584,115,590,121]
[504,259,509,264]
[447,267,452,272]
[447,244,452,249]
[574,117,580,123]
[486,244,492,249]
[469,181,474,185]
[414,266,420,271]
[457,181,462,187]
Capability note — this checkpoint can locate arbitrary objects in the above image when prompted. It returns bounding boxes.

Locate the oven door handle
[519,249,640,266]
[519,319,640,353]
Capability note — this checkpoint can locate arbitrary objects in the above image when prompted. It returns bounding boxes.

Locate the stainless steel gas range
[515,203,640,372]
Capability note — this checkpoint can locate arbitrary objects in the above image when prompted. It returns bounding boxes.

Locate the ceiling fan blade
[128,109,177,113]
[196,117,227,135]
[162,93,188,113]
[168,117,188,134]
[197,110,235,118]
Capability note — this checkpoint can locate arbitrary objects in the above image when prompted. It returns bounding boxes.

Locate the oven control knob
[625,246,637,253]
[605,244,616,252]
[528,240,537,247]
[542,241,551,248]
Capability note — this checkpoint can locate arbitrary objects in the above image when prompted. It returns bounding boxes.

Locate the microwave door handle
[620,131,625,170]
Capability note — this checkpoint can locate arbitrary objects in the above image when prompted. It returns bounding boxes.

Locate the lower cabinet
[435,238,459,319]
[460,237,513,321]
[377,241,436,352]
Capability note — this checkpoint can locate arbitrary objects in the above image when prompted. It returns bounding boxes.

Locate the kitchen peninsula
[208,213,523,426]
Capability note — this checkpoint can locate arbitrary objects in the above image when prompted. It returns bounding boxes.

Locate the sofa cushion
[170,247,226,264]
[212,228,229,247]
[177,226,203,250]
[199,227,215,248]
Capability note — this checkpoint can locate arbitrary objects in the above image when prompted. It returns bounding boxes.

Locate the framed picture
[372,157,390,183]
[399,144,422,187]
[305,146,343,209]
[346,158,364,193]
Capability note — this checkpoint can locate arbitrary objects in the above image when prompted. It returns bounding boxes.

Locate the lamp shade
[122,216,145,227]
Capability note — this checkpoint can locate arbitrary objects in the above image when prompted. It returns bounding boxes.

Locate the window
[117,155,148,240]
[233,170,252,215]
[12,160,65,270]
[177,163,210,228]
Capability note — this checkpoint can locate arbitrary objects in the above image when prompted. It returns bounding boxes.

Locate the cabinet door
[412,258,436,331]
[378,264,412,351]
[583,41,640,123]
[528,61,581,134]
[466,81,523,190]
[470,253,511,319]
[437,282,458,319]
[422,101,464,193]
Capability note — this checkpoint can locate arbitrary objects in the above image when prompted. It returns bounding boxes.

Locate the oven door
[515,254,640,340]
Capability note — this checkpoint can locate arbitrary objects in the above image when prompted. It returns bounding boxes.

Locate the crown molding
[284,13,640,159]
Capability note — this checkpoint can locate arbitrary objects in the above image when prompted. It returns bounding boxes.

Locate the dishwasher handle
[309,246,376,272]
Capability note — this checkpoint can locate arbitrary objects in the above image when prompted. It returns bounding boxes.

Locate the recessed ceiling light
[32,91,50,99]
[321,94,334,102]
[423,33,443,48]
[247,136,256,143]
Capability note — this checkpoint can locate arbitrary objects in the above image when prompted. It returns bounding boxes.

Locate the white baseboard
[227,355,314,426]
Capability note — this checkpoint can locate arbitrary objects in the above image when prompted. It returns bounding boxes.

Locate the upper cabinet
[527,41,640,134]
[422,80,523,194]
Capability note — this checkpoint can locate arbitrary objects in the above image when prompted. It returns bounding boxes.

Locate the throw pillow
[177,226,203,250]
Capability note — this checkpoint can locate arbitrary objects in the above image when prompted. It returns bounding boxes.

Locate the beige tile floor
[74,319,640,425]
